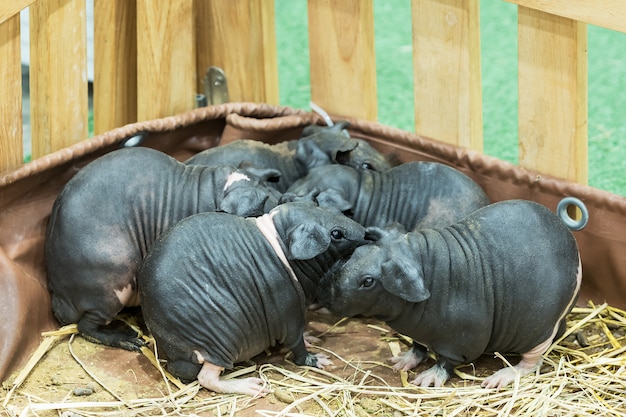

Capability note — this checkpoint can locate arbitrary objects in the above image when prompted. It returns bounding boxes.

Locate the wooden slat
[0,0,36,26]
[93,0,137,134]
[517,6,588,184]
[0,15,22,172]
[412,0,483,151]
[195,0,278,104]
[308,0,377,121]
[136,0,196,121]
[30,0,88,158]
[506,0,626,34]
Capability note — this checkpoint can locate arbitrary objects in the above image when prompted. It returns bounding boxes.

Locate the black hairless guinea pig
[185,122,392,192]
[45,147,282,351]
[285,161,490,230]
[138,201,369,396]
[318,198,587,389]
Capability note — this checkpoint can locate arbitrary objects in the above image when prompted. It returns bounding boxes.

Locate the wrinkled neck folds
[255,212,306,309]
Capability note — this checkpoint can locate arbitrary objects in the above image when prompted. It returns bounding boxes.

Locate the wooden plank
[93,0,137,134]
[308,0,377,121]
[136,0,196,121]
[0,0,36,26]
[30,0,88,158]
[0,15,22,172]
[506,0,626,34]
[195,0,278,104]
[412,0,483,151]
[517,6,588,184]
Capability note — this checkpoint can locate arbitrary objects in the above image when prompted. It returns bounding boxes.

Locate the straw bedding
[2,302,625,417]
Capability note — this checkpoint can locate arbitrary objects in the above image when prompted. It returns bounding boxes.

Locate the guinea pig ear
[364,227,386,241]
[240,166,282,183]
[295,136,357,168]
[280,189,320,205]
[328,136,358,163]
[381,257,430,303]
[285,223,330,260]
[365,225,405,243]
[316,189,353,214]
[219,188,269,217]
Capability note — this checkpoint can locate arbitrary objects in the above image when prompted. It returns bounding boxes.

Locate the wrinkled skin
[185,122,393,192]
[45,147,282,351]
[286,161,490,230]
[138,201,369,396]
[318,200,582,389]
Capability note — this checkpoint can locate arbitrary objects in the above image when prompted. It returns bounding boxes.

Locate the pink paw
[390,350,422,372]
[314,352,333,368]
[411,365,449,388]
[196,361,269,396]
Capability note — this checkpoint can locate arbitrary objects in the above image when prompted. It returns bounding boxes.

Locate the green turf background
[274,1,626,196]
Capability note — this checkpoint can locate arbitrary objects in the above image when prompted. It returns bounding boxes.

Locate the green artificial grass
[275,0,626,196]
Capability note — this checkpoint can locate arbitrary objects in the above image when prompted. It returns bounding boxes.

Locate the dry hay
[2,301,626,417]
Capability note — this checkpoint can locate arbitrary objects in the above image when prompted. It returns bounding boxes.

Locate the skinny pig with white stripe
[45,147,282,351]
[137,201,369,396]
[318,199,586,389]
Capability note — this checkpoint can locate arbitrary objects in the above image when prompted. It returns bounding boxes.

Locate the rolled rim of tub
[1,102,624,382]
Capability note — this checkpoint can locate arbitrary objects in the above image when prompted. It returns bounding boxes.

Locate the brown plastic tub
[1,102,625,383]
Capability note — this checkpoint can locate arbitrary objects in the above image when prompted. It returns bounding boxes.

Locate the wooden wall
[2,0,625,186]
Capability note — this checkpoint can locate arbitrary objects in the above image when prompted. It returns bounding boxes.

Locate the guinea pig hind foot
[390,343,429,372]
[481,336,550,389]
[197,361,269,397]
[480,355,542,390]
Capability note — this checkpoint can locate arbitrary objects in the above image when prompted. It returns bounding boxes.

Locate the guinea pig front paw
[300,352,333,369]
[313,352,333,368]
[411,364,450,388]
[390,349,425,372]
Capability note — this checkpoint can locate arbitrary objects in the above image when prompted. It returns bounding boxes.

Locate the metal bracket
[197,66,229,107]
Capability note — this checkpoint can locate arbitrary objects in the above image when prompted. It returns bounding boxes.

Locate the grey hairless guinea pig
[285,161,490,230]
[137,201,369,396]
[318,198,587,389]
[185,121,392,192]
[45,147,282,351]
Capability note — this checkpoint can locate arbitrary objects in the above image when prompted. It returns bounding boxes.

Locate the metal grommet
[120,131,149,148]
[556,197,589,231]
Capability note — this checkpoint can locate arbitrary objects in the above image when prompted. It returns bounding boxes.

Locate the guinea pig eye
[330,228,345,240]
[360,276,375,288]
[361,161,375,170]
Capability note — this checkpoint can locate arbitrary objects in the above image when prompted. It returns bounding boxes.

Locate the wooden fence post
[412,0,483,151]
[136,0,196,121]
[195,0,278,104]
[517,6,588,184]
[0,14,22,173]
[93,0,137,135]
[505,0,626,34]
[308,0,377,121]
[29,0,88,158]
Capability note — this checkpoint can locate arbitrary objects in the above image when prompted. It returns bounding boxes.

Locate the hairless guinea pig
[45,147,282,351]
[185,122,393,192]
[318,198,588,389]
[137,201,369,396]
[285,161,490,231]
